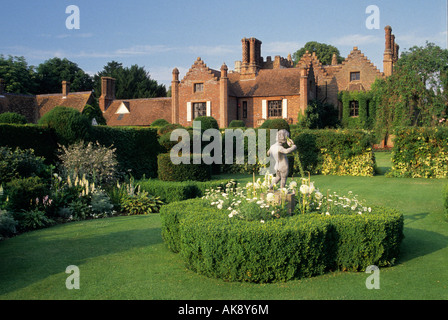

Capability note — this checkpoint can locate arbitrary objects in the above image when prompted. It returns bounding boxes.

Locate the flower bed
[160,176,404,283]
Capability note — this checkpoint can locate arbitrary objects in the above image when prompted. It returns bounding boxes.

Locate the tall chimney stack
[383,26,394,77]
[99,77,116,112]
[62,81,70,98]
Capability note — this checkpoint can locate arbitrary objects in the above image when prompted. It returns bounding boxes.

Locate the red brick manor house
[1,27,399,128]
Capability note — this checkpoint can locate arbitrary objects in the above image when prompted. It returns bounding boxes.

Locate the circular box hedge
[160,198,404,283]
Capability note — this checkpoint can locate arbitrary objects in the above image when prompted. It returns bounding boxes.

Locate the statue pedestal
[261,191,296,215]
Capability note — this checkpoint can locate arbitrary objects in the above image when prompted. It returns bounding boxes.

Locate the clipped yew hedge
[157,153,211,182]
[160,198,404,283]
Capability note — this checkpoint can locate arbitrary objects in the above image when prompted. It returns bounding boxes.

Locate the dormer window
[194,83,204,93]
[350,72,360,82]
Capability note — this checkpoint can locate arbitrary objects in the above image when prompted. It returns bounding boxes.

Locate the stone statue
[267,129,297,189]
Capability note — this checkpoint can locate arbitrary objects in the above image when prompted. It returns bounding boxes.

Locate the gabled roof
[181,57,221,83]
[337,47,384,78]
[36,91,93,118]
[228,67,302,97]
[103,97,172,126]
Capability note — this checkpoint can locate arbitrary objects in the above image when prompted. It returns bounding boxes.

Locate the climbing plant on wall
[339,91,375,130]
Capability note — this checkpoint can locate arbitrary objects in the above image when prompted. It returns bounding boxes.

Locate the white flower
[325,212,330,216]
[289,181,297,189]
[309,182,315,194]
[217,204,223,209]
[266,193,275,202]
[315,191,323,200]
[260,220,265,223]
[368,207,372,212]
[300,184,309,195]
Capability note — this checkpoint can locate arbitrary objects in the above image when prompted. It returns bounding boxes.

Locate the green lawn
[1,152,447,300]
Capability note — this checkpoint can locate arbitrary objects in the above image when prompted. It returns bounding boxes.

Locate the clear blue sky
[0,0,447,89]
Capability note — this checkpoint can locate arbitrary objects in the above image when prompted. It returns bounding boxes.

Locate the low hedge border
[160,199,404,283]
[138,178,236,204]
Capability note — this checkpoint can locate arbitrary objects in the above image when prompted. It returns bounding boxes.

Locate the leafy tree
[298,100,340,129]
[0,55,37,94]
[35,57,93,94]
[293,42,344,66]
[82,103,107,125]
[93,61,167,99]
[372,42,448,138]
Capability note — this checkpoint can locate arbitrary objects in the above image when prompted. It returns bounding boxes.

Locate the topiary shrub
[260,118,290,132]
[193,116,219,131]
[157,123,183,136]
[228,120,245,128]
[150,119,170,128]
[38,106,91,146]
[157,153,211,182]
[0,112,27,124]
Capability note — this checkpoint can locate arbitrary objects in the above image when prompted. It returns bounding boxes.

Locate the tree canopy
[371,41,448,137]
[0,55,37,94]
[292,41,344,66]
[93,61,167,99]
[35,57,94,94]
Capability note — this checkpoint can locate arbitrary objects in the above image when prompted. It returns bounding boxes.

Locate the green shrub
[38,106,91,146]
[150,119,170,128]
[0,147,47,184]
[138,178,236,204]
[291,129,376,176]
[228,120,245,128]
[193,116,219,131]
[388,127,448,178]
[4,176,48,212]
[157,153,211,182]
[157,123,183,136]
[12,208,54,232]
[298,100,340,129]
[0,112,27,124]
[260,118,290,132]
[160,199,403,282]
[0,209,18,240]
[121,193,164,215]
[82,104,107,125]
[0,124,58,164]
